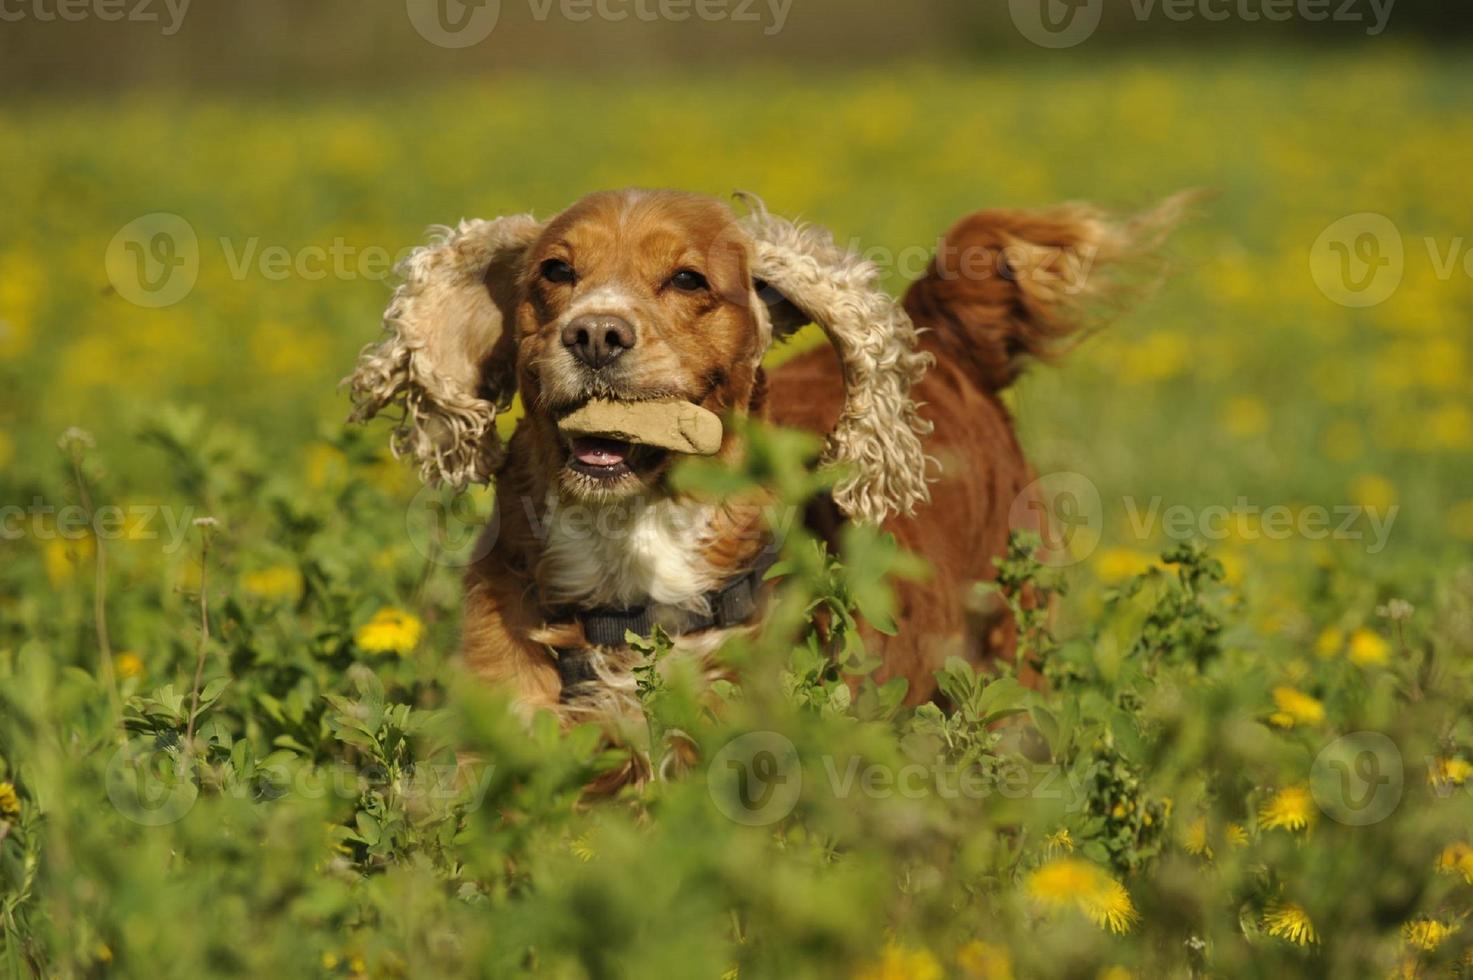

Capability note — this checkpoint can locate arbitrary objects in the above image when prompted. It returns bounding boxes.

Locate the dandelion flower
[1347,628,1390,667]
[1436,842,1473,883]
[1226,823,1250,848]
[852,943,942,980]
[1314,626,1344,658]
[113,651,144,680]
[956,940,1013,980]
[241,565,303,602]
[1183,817,1212,859]
[1266,686,1325,725]
[355,608,423,656]
[0,781,19,819]
[1258,785,1316,832]
[1093,547,1156,585]
[1220,395,1269,438]
[1348,474,1397,513]
[1262,901,1318,946]
[1403,918,1457,951]
[1026,858,1138,934]
[1430,757,1473,789]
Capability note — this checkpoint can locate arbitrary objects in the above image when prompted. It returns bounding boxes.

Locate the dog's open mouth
[556,398,723,483]
[567,436,638,478]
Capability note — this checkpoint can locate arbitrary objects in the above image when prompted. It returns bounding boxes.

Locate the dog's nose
[561,314,636,369]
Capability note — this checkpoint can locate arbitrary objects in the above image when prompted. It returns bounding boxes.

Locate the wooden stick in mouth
[556,398,724,456]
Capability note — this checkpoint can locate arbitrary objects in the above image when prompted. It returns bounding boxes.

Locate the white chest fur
[537,496,720,612]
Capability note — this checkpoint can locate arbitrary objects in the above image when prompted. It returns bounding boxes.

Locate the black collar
[552,551,777,691]
[561,550,778,648]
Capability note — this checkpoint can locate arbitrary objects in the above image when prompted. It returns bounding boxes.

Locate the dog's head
[347,188,931,523]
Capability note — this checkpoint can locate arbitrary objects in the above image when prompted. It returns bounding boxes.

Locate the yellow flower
[355,608,423,656]
[305,441,350,490]
[1430,757,1473,789]
[1225,823,1249,847]
[1270,687,1325,728]
[241,565,304,602]
[1025,858,1138,934]
[852,943,942,980]
[1262,901,1318,946]
[43,536,92,588]
[956,940,1013,980]
[1348,474,1398,514]
[1220,396,1269,438]
[114,652,145,680]
[1093,548,1156,585]
[1119,331,1189,383]
[1424,404,1473,451]
[0,781,19,819]
[1436,842,1473,883]
[1403,918,1457,951]
[1183,816,1212,859]
[1097,969,1132,980]
[1347,628,1391,667]
[1314,626,1345,659]
[1258,785,1316,832]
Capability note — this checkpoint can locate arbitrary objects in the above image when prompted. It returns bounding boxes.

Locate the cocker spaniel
[348,188,1183,727]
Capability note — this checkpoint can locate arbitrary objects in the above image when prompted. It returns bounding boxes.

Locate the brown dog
[348,189,1183,724]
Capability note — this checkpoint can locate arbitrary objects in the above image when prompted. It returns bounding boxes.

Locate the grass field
[2,49,1473,978]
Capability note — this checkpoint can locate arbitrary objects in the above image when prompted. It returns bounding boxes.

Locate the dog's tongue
[571,436,631,467]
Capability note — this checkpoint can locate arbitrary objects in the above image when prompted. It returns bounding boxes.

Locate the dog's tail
[902,194,1195,392]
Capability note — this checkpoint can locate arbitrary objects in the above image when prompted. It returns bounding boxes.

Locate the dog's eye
[541,258,576,285]
[668,268,709,292]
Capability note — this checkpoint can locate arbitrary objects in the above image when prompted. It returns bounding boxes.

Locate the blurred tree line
[0,0,1469,93]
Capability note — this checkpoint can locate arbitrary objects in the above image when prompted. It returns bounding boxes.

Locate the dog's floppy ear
[738,197,934,524]
[346,215,542,487]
